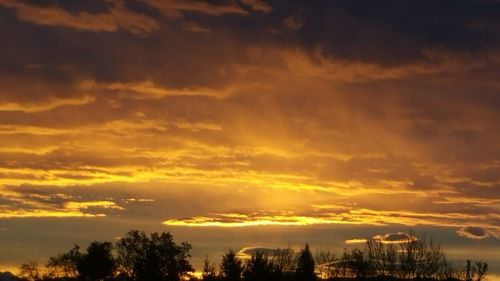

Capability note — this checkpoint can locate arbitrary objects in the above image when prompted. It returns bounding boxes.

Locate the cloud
[80,80,230,98]
[372,232,418,244]
[237,246,279,259]
[344,238,368,244]
[0,95,95,113]
[240,0,273,13]
[0,196,123,218]
[123,198,155,203]
[0,184,126,219]
[162,212,328,227]
[162,208,500,240]
[457,226,496,240]
[144,0,248,16]
[345,232,417,244]
[251,47,486,83]
[64,201,124,211]
[182,21,211,33]
[282,12,303,32]
[145,0,273,17]
[0,0,159,34]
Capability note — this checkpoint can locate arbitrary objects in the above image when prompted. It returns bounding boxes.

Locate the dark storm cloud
[268,0,500,64]
[1,0,499,101]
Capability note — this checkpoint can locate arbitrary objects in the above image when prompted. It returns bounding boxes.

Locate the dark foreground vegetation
[9,230,488,281]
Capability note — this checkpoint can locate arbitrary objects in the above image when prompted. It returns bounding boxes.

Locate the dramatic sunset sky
[0,0,499,276]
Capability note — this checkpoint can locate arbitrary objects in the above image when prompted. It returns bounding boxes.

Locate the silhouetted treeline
[13,230,488,281]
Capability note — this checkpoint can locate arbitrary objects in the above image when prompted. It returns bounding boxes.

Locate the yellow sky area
[0,113,495,233]
[0,119,436,196]
[0,119,354,162]
[0,164,431,199]
[0,46,498,247]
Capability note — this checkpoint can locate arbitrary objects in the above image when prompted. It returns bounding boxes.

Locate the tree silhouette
[346,248,370,279]
[271,247,296,281]
[466,260,488,281]
[12,229,490,281]
[475,261,488,281]
[202,256,217,281]
[116,230,193,281]
[243,251,273,281]
[19,261,41,281]
[78,241,116,281]
[296,244,316,281]
[315,249,336,279]
[46,245,82,279]
[116,230,148,280]
[220,250,243,281]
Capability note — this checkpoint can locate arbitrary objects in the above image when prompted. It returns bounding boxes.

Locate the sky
[0,0,499,277]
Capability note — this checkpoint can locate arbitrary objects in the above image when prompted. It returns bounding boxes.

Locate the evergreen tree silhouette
[220,250,243,281]
[243,251,273,281]
[296,244,316,281]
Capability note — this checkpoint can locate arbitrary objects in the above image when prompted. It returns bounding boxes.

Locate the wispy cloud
[0,0,159,34]
[163,208,500,240]
[0,95,95,113]
[240,0,273,13]
[0,189,123,218]
[144,0,248,16]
